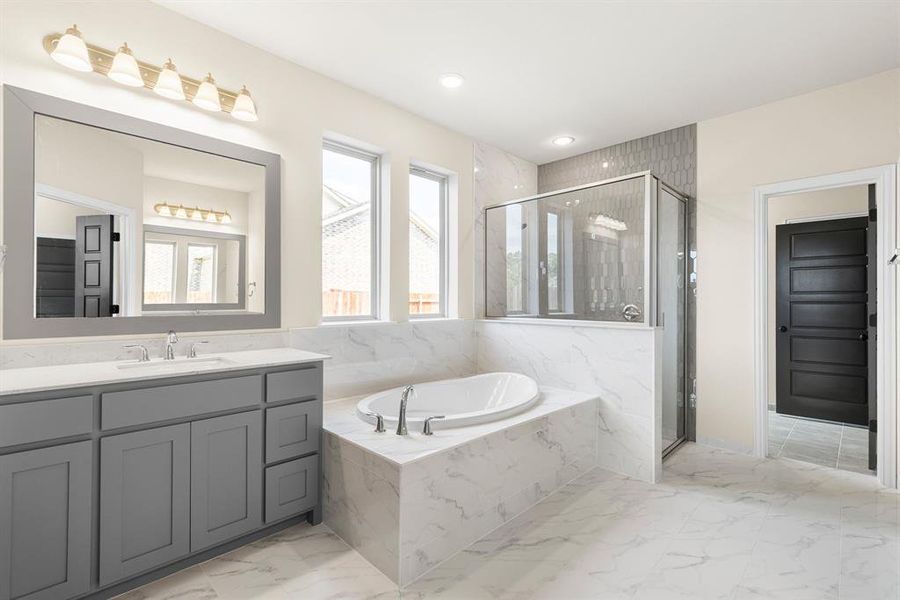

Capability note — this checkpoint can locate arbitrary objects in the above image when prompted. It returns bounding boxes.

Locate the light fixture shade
[50,25,92,72]
[154,59,185,100]
[231,86,258,121]
[439,73,464,88]
[193,73,221,111]
[108,43,143,87]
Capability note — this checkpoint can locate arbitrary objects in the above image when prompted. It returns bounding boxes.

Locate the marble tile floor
[768,410,873,475]
[117,444,898,600]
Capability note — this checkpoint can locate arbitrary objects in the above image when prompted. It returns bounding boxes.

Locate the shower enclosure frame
[482,171,693,455]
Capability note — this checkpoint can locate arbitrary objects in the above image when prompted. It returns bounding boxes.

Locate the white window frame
[321,140,382,322]
[408,166,449,319]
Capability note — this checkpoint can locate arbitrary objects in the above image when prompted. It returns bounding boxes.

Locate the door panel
[190,411,262,552]
[776,217,869,426]
[100,424,190,585]
[0,442,92,600]
[74,214,114,317]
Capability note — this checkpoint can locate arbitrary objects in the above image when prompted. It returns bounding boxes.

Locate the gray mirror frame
[2,85,281,339]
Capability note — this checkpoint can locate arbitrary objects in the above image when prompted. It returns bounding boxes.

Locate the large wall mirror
[3,86,280,338]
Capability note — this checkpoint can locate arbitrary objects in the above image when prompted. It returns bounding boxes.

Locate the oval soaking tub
[356,372,540,430]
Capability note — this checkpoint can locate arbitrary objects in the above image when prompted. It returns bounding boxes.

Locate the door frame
[35,183,137,317]
[753,164,898,488]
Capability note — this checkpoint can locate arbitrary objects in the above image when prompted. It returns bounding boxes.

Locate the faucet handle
[123,344,150,362]
[423,415,445,436]
[188,341,208,358]
[364,411,386,433]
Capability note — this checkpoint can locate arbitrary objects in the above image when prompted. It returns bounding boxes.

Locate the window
[322,141,380,320]
[409,168,448,317]
[505,203,526,313]
[143,240,176,304]
[547,212,560,312]
[186,244,216,304]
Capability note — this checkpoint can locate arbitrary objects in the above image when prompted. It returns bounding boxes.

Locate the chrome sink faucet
[397,385,415,435]
[164,330,178,360]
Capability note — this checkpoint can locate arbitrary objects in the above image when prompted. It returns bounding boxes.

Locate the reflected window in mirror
[33,114,265,318]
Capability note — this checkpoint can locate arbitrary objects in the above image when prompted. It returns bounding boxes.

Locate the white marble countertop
[323,386,598,465]
[0,348,330,396]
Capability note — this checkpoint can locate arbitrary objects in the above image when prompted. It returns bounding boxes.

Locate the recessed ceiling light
[439,73,464,88]
[552,136,575,146]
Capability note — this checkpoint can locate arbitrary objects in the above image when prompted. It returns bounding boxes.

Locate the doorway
[771,187,873,473]
[753,165,898,489]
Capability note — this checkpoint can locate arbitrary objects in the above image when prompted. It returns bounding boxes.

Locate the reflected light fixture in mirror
[231,86,258,122]
[193,73,222,112]
[49,25,91,72]
[154,202,232,224]
[108,43,143,87]
[154,59,185,100]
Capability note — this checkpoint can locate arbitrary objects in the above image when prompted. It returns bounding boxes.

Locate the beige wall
[766,186,869,408]
[697,69,899,451]
[0,0,475,337]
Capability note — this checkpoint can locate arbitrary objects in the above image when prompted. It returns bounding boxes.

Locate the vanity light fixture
[552,135,575,146]
[108,43,144,87]
[154,202,232,224]
[153,59,185,100]
[231,86,258,122]
[49,25,92,72]
[43,26,259,122]
[193,73,222,112]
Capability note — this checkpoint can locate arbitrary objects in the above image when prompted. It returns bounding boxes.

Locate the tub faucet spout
[397,385,415,435]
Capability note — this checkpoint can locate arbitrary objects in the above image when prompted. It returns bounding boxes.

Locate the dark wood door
[74,214,114,317]
[35,237,75,317]
[776,216,869,425]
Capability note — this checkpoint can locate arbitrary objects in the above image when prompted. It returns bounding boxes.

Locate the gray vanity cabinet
[0,441,92,600]
[190,411,263,551]
[99,423,191,586]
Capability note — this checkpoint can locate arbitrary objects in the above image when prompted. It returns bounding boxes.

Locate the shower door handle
[622,304,642,322]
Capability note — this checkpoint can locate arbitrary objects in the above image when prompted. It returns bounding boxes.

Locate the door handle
[779,325,788,333]
[858,331,869,341]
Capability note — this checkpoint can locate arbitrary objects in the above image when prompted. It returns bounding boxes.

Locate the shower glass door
[658,185,687,456]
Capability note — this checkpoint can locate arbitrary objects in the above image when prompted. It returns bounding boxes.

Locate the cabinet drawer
[265,401,321,463]
[266,367,321,404]
[0,396,92,447]
[101,375,262,429]
[265,455,318,523]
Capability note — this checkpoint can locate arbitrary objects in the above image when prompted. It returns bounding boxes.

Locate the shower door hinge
[688,378,697,409]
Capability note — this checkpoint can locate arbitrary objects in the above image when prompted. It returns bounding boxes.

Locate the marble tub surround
[0,347,329,395]
[290,319,477,400]
[323,386,598,585]
[477,320,662,482]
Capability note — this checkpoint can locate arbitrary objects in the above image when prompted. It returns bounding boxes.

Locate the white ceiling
[157,1,899,164]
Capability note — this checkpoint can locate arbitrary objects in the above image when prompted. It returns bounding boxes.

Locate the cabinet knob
[779,326,788,333]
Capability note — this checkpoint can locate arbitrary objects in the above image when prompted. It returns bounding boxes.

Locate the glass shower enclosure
[484,172,689,456]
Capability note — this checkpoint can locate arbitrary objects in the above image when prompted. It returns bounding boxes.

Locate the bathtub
[356,372,540,430]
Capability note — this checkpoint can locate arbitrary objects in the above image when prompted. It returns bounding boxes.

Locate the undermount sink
[116,356,236,371]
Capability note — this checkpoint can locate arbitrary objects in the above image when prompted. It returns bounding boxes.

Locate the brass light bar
[43,32,240,113]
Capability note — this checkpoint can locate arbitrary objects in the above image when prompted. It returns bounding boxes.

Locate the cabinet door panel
[0,441,92,600]
[100,424,190,586]
[191,411,262,552]
[265,455,318,523]
[265,400,321,463]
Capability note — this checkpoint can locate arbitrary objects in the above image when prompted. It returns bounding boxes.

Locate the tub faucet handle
[364,411,386,433]
[423,415,445,436]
